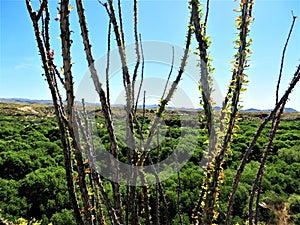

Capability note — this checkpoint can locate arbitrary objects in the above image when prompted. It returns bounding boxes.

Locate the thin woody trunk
[75,0,124,223]
[25,1,84,224]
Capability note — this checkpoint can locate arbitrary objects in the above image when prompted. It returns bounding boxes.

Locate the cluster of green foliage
[0,105,299,224]
[0,111,76,225]
[222,119,300,224]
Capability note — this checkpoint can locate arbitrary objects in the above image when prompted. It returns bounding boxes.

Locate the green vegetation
[0,103,72,224]
[0,102,300,224]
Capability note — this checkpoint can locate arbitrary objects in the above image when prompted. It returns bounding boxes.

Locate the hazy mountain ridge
[0,98,298,112]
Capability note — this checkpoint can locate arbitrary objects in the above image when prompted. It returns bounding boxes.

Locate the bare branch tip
[97,0,107,7]
[291,10,298,19]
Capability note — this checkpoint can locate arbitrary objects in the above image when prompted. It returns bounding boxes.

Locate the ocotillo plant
[25,0,299,224]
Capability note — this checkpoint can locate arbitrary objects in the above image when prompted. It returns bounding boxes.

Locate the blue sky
[0,0,299,110]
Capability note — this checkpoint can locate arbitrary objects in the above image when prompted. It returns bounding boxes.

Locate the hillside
[0,101,299,120]
[0,102,299,224]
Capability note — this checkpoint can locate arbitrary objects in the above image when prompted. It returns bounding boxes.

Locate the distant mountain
[0,98,298,112]
[284,108,298,112]
[241,108,298,112]
[0,98,53,104]
[241,108,270,112]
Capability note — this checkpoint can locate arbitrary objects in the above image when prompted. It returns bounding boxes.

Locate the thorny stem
[25,0,84,224]
[276,12,297,104]
[60,1,94,223]
[226,64,300,224]
[190,0,217,222]
[106,19,112,111]
[250,104,285,225]
[132,0,141,108]
[135,34,145,112]
[75,0,123,223]
[162,46,175,99]
[142,15,193,158]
